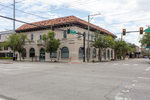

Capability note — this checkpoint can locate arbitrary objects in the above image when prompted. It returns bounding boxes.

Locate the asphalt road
[0,59,149,100]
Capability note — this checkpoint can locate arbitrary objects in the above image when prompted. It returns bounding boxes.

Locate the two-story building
[1,16,116,62]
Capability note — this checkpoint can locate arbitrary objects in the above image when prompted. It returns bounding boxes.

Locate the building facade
[1,16,116,62]
[0,30,14,57]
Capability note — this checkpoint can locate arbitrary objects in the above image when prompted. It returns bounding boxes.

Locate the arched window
[111,50,113,59]
[50,51,57,58]
[79,47,83,58]
[31,34,33,41]
[30,48,35,57]
[103,51,106,59]
[86,48,90,58]
[107,50,110,59]
[91,34,93,41]
[40,35,42,40]
[93,48,96,58]
[61,47,69,58]
[21,48,26,57]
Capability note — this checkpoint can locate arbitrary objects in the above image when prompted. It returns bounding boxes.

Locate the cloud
[1,0,150,47]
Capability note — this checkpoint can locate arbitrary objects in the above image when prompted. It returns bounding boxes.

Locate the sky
[0,0,150,47]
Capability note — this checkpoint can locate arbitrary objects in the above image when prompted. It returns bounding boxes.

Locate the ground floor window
[22,48,26,57]
[61,47,69,58]
[103,51,106,59]
[93,48,96,58]
[111,50,113,59]
[50,51,57,58]
[0,53,6,57]
[79,47,83,58]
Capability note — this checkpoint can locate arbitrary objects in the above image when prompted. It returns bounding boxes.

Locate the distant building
[0,30,15,57]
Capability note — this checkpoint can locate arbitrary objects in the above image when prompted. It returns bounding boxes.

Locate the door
[40,48,45,60]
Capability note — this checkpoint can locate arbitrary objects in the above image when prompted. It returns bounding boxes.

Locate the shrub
[0,57,13,59]
[54,60,57,62]
[92,60,95,63]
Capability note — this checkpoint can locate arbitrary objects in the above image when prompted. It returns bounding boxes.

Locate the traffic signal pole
[76,32,85,62]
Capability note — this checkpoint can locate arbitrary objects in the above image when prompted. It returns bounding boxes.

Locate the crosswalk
[86,63,139,66]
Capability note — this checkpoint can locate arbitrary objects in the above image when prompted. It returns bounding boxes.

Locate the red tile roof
[16,15,116,37]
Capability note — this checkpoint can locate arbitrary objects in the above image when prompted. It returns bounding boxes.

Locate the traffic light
[139,27,143,35]
[51,23,55,31]
[122,29,126,36]
[67,27,70,34]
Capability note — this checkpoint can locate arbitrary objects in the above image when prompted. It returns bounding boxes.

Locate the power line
[0,3,49,20]
[99,18,150,26]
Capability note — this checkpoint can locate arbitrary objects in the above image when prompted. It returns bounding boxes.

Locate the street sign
[146,29,150,32]
[70,30,76,34]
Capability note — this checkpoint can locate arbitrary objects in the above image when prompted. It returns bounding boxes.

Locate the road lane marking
[138,77,149,79]
[124,64,129,65]
[145,67,150,71]
[113,63,119,65]
[133,64,138,66]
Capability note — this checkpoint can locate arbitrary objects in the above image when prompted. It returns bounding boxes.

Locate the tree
[42,31,61,61]
[92,30,115,61]
[114,39,136,60]
[141,50,150,56]
[0,44,2,51]
[139,28,150,48]
[2,33,30,61]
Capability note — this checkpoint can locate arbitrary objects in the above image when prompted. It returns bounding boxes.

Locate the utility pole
[13,0,15,61]
[87,15,90,62]
[83,32,85,62]
[87,13,100,62]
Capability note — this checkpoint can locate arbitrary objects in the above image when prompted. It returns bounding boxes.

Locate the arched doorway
[40,48,45,60]
[29,48,35,57]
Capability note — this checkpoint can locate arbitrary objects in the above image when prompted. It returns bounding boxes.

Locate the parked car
[144,56,148,58]
[149,56,150,59]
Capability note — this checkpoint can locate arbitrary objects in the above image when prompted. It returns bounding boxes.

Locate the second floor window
[4,47,8,50]
[63,30,67,38]
[91,34,93,41]
[31,34,33,41]
[40,35,42,40]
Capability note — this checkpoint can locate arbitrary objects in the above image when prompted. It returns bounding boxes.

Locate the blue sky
[1,0,150,47]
